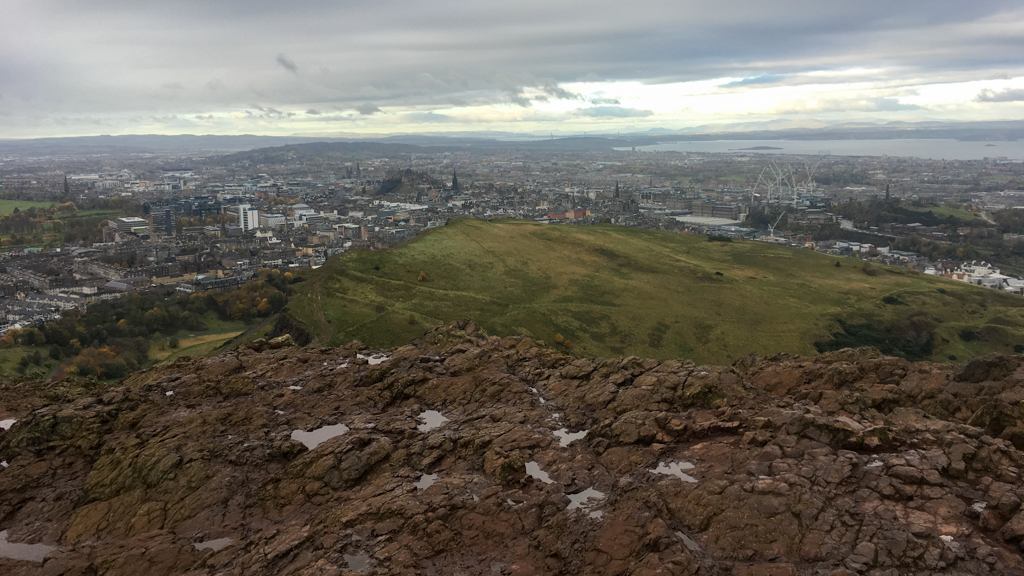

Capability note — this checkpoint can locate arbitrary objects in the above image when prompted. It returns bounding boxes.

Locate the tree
[169,337,179,349]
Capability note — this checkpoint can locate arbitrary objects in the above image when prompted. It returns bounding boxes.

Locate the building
[240,205,259,232]
[224,204,260,233]
[259,213,286,229]
[149,207,175,235]
[113,217,150,234]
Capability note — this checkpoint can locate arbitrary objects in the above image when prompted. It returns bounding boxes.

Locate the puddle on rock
[165,391,174,396]
[287,386,302,391]
[525,461,555,484]
[651,461,698,483]
[1,461,7,468]
[553,428,587,447]
[0,419,16,431]
[357,353,390,365]
[567,487,605,512]
[0,530,56,562]
[344,552,370,572]
[194,537,231,552]
[414,473,438,490]
[291,423,350,450]
[416,410,448,432]
[675,531,700,551]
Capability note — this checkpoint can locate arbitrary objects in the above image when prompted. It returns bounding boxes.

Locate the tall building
[451,168,460,193]
[150,207,175,235]
[238,204,259,233]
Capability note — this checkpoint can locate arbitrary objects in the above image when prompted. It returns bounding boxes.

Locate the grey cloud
[401,111,454,123]
[194,114,214,120]
[576,106,653,118]
[869,97,919,111]
[4,0,1024,136]
[977,88,1024,102]
[541,83,583,101]
[723,74,786,88]
[506,90,532,107]
[306,108,321,115]
[355,103,382,115]
[161,82,185,90]
[276,53,298,73]
[589,97,620,105]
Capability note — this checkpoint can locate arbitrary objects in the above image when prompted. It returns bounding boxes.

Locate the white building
[238,204,259,232]
[259,213,286,229]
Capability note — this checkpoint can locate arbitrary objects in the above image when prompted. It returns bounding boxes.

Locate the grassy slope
[908,205,986,222]
[286,219,1024,364]
[148,330,244,362]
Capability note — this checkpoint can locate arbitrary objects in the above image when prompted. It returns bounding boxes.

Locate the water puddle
[291,423,350,450]
[528,387,548,404]
[344,552,370,572]
[651,461,698,483]
[525,461,555,484]
[1,461,7,468]
[553,428,587,447]
[567,487,605,513]
[0,530,56,562]
[416,410,448,432]
[588,510,603,519]
[675,531,700,552]
[193,537,231,552]
[0,419,16,431]
[357,354,390,365]
[287,386,302,391]
[414,473,438,490]
[165,391,174,396]
[275,410,285,415]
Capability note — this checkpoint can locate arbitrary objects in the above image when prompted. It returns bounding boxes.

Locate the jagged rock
[267,334,296,349]
[4,327,1024,574]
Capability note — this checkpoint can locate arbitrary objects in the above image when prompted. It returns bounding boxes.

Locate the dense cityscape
[1,141,1023,335]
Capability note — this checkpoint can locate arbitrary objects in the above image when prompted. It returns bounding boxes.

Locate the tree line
[1,268,301,379]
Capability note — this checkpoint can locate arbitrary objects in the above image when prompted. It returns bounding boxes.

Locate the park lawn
[286,218,1024,365]
[0,346,60,379]
[151,331,244,363]
[909,205,987,222]
[0,199,55,216]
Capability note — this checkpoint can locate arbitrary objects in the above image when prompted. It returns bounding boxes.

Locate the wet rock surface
[3,321,1024,574]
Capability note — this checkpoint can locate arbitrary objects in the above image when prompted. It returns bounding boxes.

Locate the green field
[285,219,1024,364]
[909,205,987,222]
[0,199,55,216]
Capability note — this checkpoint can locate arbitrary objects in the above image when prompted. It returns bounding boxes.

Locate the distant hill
[3,119,1023,158]
[282,219,1024,365]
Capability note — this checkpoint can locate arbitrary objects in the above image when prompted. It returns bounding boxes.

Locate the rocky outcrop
[5,321,1024,574]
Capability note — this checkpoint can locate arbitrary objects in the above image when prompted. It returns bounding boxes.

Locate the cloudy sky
[3,0,1024,138]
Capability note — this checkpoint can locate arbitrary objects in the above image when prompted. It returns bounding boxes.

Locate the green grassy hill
[285,219,1024,364]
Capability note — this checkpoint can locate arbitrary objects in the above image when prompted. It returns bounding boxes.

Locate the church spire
[452,168,460,193]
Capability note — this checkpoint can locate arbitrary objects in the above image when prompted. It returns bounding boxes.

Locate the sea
[615,139,1024,161]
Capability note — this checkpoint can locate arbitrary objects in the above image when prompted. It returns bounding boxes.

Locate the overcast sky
[3,0,1024,138]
